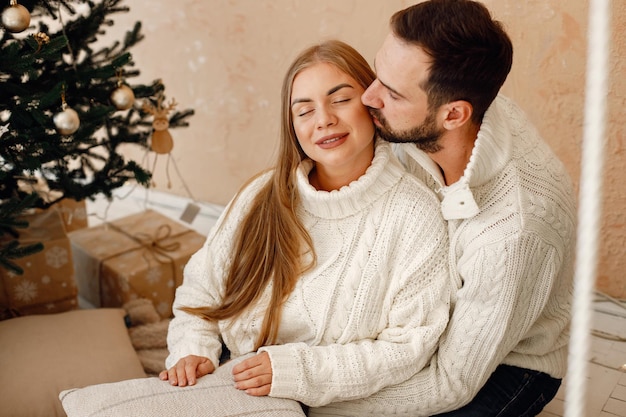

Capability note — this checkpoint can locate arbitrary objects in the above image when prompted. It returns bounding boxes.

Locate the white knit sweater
[166,140,451,407]
[310,95,577,416]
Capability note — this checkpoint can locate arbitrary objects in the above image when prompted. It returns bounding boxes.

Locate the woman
[160,40,451,408]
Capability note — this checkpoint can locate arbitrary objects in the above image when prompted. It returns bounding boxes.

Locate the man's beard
[369,108,443,154]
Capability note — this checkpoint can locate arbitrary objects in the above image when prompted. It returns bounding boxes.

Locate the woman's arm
[163,240,224,379]
[164,174,273,383]
[255,211,451,407]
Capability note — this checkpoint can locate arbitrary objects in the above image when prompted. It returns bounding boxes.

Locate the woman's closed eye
[293,95,354,117]
[332,97,351,104]
[296,108,314,117]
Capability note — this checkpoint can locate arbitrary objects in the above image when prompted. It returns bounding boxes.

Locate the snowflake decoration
[45,246,69,268]
[14,280,37,302]
[26,99,40,111]
[156,301,169,317]
[145,266,163,285]
[117,275,130,293]
[74,206,88,221]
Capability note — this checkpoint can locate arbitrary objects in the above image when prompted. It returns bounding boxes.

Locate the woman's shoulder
[229,170,274,207]
[392,177,442,217]
[379,169,446,237]
[370,139,443,216]
[388,157,441,208]
[208,170,274,236]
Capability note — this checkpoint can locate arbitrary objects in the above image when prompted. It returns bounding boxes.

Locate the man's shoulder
[465,157,576,249]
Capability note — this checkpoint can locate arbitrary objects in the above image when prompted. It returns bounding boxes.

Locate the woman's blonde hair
[181,40,376,349]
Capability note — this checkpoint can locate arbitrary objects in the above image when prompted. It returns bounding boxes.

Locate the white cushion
[60,354,306,417]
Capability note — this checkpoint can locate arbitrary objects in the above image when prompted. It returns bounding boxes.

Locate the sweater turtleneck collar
[296,139,404,220]
[397,94,515,220]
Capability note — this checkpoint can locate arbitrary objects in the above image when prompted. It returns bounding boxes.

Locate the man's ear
[441,100,473,130]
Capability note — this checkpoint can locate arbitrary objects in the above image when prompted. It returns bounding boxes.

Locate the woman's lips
[316,133,348,149]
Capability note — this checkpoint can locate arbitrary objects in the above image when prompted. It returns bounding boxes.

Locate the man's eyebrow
[378,78,406,99]
[291,83,354,107]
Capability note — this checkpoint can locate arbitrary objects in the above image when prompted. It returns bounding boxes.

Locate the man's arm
[310,233,567,416]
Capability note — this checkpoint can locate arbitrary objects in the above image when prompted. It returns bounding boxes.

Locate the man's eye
[333,98,351,104]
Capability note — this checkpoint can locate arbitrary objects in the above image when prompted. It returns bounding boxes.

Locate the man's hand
[232,351,273,396]
[159,355,215,386]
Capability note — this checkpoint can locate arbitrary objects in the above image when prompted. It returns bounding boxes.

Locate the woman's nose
[316,106,337,129]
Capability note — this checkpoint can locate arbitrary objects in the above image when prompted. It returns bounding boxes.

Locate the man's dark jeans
[432,364,561,417]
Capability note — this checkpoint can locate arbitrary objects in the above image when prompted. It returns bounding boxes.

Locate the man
[310,1,576,416]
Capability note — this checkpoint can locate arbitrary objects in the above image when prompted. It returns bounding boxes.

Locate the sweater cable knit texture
[166,140,451,407]
[310,95,577,416]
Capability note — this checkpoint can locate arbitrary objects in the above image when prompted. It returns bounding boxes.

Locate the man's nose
[361,80,382,108]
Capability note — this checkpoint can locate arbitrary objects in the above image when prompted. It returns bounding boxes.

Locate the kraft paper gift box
[0,208,78,319]
[69,209,206,318]
[18,177,89,232]
[55,198,89,232]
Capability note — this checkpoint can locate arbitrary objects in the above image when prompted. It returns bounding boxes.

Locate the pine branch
[0,240,45,275]
[0,0,194,273]
[0,194,41,235]
[0,193,44,275]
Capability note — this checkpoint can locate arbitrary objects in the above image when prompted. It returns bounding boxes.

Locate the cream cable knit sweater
[166,140,451,407]
[311,95,577,416]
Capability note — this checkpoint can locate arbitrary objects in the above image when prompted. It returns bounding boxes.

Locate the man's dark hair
[391,0,513,123]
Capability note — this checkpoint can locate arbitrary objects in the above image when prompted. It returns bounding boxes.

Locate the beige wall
[109,1,626,298]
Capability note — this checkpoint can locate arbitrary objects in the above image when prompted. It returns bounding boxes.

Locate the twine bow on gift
[96,221,187,314]
[102,222,183,295]
[133,224,181,264]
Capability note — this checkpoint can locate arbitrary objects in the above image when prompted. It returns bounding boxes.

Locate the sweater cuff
[165,340,221,371]
[259,344,302,399]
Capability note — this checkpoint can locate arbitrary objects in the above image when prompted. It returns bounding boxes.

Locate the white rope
[565,0,610,415]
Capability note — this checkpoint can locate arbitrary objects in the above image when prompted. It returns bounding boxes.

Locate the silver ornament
[53,107,80,135]
[110,84,135,110]
[1,2,30,33]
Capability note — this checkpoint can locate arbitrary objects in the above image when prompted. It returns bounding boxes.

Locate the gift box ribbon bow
[105,222,182,267]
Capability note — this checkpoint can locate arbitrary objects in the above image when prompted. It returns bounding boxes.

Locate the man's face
[362,33,444,153]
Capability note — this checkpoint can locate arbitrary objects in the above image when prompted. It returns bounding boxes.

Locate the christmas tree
[0,0,193,274]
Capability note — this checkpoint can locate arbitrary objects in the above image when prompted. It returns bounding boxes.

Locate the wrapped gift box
[69,210,206,318]
[0,208,78,318]
[55,198,89,232]
[17,176,89,232]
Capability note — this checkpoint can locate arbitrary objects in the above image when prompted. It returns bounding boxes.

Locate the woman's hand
[232,351,273,396]
[159,355,215,386]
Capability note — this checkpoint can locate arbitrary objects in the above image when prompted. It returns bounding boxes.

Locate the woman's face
[290,62,375,185]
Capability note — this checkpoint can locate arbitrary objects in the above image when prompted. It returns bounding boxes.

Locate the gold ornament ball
[110,85,135,110]
[1,3,31,33]
[53,107,80,135]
